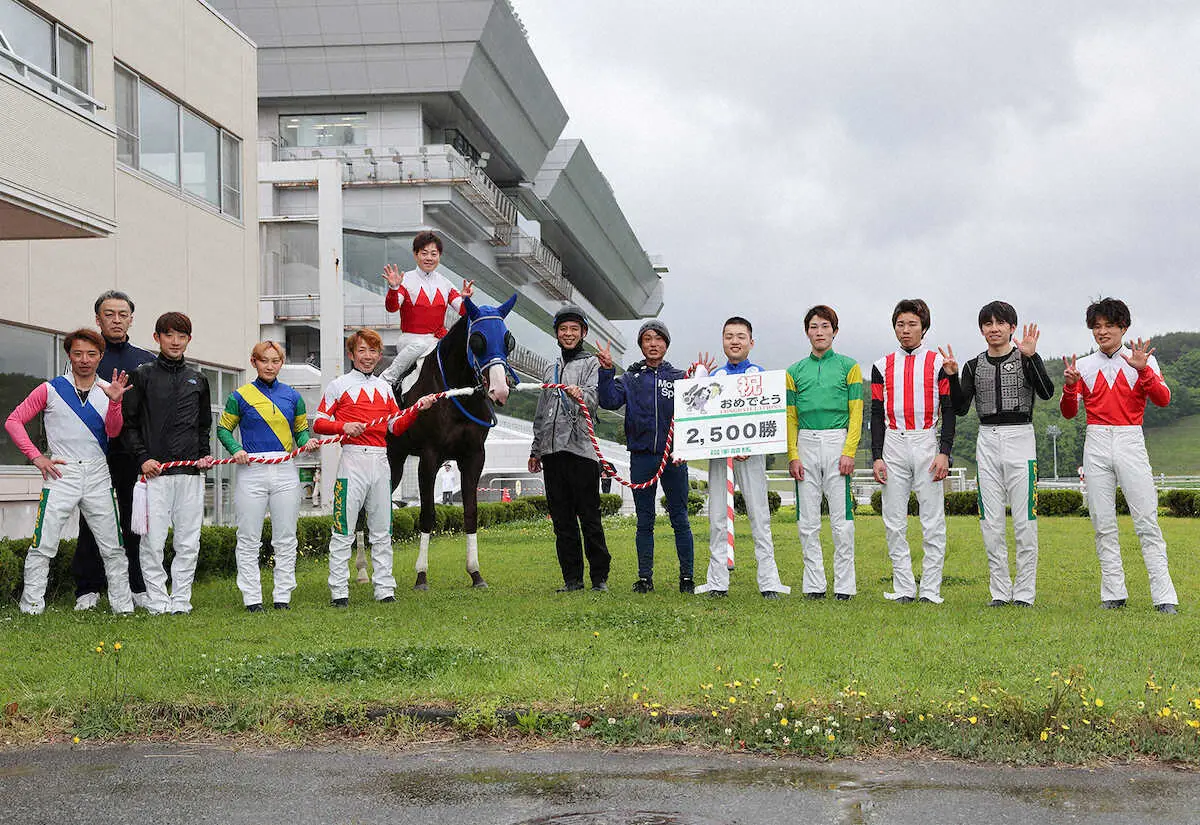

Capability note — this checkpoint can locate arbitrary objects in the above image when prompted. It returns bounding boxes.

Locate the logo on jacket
[660,381,674,399]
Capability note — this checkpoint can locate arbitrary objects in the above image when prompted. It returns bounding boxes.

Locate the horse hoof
[356,575,370,585]
[470,571,488,589]
[414,572,428,592]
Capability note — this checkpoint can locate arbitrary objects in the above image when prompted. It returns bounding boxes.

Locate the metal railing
[275,143,517,245]
[0,44,105,114]
[496,229,572,300]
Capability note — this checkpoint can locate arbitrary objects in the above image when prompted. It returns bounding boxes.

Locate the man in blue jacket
[598,320,700,594]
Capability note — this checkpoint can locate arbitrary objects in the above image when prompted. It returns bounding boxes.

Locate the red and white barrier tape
[151,386,477,471]
[515,382,677,491]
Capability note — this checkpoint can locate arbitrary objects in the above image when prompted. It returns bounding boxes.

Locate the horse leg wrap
[465,533,479,574]
[415,533,430,574]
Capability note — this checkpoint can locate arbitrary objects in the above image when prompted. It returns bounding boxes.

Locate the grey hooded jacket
[530,353,601,463]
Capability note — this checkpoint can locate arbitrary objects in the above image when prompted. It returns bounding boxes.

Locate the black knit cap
[553,304,588,333]
[637,319,670,347]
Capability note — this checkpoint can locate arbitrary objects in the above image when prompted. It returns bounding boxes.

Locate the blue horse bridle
[435,311,519,429]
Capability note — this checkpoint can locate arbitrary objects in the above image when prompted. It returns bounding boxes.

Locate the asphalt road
[2,742,1199,824]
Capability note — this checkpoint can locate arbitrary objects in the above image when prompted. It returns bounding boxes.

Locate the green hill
[1145,414,1200,475]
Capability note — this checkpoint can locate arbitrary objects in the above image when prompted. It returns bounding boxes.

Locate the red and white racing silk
[1060,347,1170,426]
[384,269,465,338]
[871,347,949,431]
[312,370,416,447]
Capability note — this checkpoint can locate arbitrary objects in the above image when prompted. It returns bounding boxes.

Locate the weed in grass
[453,697,502,735]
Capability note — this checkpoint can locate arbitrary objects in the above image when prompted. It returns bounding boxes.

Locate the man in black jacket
[121,312,214,615]
[73,290,156,611]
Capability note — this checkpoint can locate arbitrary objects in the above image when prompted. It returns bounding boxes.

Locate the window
[114,64,137,166]
[0,0,93,110]
[0,323,56,466]
[114,63,242,219]
[279,113,367,148]
[138,82,179,184]
[220,131,241,219]
[182,109,219,206]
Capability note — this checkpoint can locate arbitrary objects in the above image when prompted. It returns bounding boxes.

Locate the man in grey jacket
[528,306,611,592]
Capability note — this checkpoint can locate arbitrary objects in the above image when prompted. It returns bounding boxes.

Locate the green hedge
[660,491,705,516]
[0,498,548,606]
[1163,489,1200,517]
[868,487,1089,517]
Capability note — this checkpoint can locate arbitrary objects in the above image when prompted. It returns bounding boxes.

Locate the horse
[386,294,518,590]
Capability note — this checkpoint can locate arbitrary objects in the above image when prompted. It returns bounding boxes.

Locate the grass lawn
[3,512,1199,759]
[1146,414,1200,476]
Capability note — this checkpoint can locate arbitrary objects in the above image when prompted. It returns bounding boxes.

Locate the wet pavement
[1,742,1199,824]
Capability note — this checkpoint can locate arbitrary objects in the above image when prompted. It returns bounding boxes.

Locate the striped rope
[152,387,477,471]
[515,382,676,491]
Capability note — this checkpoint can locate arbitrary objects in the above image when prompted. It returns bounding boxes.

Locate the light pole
[1046,424,1061,480]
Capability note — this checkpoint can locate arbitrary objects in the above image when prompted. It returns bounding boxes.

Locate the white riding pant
[1083,425,1177,605]
[697,454,788,594]
[380,332,438,386]
[976,424,1039,603]
[140,473,205,614]
[328,446,395,600]
[881,429,946,603]
[21,457,132,615]
[234,458,301,606]
[795,429,856,596]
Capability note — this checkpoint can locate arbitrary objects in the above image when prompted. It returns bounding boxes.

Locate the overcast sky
[514,0,1199,370]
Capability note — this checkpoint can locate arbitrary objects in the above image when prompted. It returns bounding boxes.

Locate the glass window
[278,113,367,148]
[0,323,56,466]
[114,64,138,166]
[0,0,53,92]
[220,131,241,219]
[138,81,179,184]
[55,26,86,92]
[182,109,219,206]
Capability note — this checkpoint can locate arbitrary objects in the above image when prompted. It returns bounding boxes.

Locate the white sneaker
[75,592,101,611]
[131,591,149,609]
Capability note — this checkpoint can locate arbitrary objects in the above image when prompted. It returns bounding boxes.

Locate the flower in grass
[888,726,897,734]
[774,702,784,712]
[1187,720,1200,730]
[728,697,737,705]
[782,736,791,745]
[631,692,639,702]
[918,714,925,722]
[650,711,659,718]
[94,646,103,654]
[733,680,742,688]
[968,717,978,725]
[607,718,616,725]
[826,733,836,742]
[724,728,733,736]
[113,642,122,651]
[572,722,581,732]
[1040,730,1049,741]
[72,736,80,744]
[711,711,719,717]
[1137,701,1146,710]
[779,718,788,727]
[593,631,600,638]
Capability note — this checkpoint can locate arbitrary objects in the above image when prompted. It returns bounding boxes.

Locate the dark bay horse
[387,295,518,589]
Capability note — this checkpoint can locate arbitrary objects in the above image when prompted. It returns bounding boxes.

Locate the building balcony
[273,142,517,246]
[261,294,401,330]
[494,229,572,301]
[0,63,115,239]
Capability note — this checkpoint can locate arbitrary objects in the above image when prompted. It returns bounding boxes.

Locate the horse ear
[463,296,480,319]
[498,293,517,317]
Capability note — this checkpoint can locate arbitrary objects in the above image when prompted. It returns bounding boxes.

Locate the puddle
[382,768,600,805]
[640,766,859,790]
[513,814,702,825]
[0,764,37,778]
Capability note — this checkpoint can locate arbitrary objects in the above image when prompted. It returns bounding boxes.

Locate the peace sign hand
[1018,323,1040,357]
[937,345,958,376]
[1063,355,1081,385]
[461,279,475,298]
[596,340,614,370]
[1122,338,1155,371]
[103,369,131,402]
[381,264,404,290]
